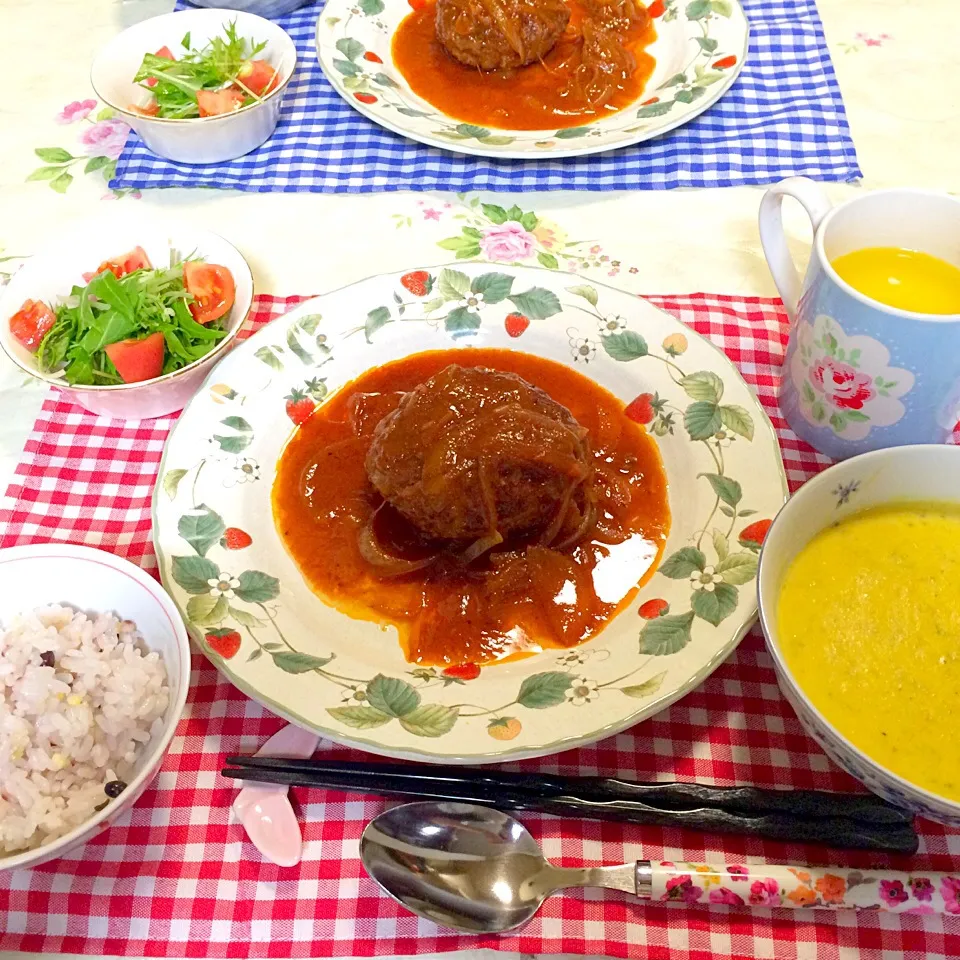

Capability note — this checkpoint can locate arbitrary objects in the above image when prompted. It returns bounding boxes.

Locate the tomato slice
[196,88,246,118]
[235,59,280,97]
[183,261,236,325]
[83,246,152,283]
[9,299,56,352]
[130,101,160,117]
[145,45,175,87]
[104,331,166,383]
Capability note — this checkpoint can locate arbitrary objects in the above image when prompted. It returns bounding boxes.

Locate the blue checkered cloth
[111,0,861,193]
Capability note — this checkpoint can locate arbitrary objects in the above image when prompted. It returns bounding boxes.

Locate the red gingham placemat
[1,294,958,960]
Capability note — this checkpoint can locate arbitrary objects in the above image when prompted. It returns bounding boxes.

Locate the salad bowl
[0,215,253,420]
[91,8,297,164]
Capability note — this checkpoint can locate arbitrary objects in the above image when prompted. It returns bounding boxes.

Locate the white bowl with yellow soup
[758,444,960,825]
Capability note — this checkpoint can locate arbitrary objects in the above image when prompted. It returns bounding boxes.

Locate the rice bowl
[0,606,170,854]
[0,544,190,871]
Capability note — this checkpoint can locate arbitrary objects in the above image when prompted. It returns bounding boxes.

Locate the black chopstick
[222,756,918,854]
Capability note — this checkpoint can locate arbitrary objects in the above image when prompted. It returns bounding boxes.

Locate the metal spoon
[360,801,958,931]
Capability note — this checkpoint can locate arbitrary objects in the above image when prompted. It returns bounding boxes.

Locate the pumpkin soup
[777,502,960,800]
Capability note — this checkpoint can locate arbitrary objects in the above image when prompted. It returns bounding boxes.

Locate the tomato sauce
[391,0,657,132]
[272,348,670,667]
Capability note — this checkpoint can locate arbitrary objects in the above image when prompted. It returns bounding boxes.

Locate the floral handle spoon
[360,802,952,932]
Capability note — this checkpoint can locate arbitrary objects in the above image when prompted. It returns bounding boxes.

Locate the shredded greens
[133,22,269,119]
[36,263,227,386]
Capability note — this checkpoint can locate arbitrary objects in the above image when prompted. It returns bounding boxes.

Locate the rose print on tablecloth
[55,99,97,124]
[435,198,636,275]
[479,221,537,261]
[78,118,130,161]
[790,313,914,440]
[29,103,139,199]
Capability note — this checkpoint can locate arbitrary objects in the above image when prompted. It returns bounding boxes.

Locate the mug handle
[758,177,834,320]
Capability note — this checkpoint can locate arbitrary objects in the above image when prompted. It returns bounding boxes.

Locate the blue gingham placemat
[110,0,861,193]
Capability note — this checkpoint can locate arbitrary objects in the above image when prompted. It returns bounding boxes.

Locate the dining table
[1,0,959,958]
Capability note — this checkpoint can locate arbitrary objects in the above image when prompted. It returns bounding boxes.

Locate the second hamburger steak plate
[315,0,748,159]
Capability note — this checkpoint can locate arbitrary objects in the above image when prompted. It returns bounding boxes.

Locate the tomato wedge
[104,331,166,383]
[130,101,160,117]
[184,261,236,324]
[196,88,246,118]
[145,45,175,87]
[83,246,152,283]
[235,59,280,97]
[9,299,56,352]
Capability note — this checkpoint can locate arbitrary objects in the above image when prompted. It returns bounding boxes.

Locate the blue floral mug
[759,177,960,460]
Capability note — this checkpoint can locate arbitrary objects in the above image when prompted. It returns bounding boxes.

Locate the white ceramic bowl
[0,543,191,871]
[0,215,253,419]
[91,8,297,164]
[758,444,960,824]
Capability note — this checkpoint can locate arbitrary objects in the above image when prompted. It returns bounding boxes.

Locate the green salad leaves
[37,264,227,385]
[133,23,269,119]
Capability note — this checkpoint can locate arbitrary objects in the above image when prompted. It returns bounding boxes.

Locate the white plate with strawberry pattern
[315,0,749,159]
[153,264,786,762]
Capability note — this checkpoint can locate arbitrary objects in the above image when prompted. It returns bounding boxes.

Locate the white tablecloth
[0,0,957,955]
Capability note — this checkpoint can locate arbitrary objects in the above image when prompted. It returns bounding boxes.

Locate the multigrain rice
[0,605,169,854]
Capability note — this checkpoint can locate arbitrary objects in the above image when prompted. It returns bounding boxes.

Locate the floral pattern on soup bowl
[153,264,787,762]
[757,443,960,825]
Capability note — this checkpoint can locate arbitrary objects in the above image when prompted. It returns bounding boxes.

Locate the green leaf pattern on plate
[315,0,744,154]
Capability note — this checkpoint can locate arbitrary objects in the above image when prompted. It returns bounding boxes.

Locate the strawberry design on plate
[285,388,314,425]
[487,717,521,740]
[739,519,772,551]
[504,312,530,338]
[625,391,667,425]
[221,527,252,550]
[442,662,481,682]
[625,392,655,424]
[639,598,669,619]
[205,628,241,659]
[400,270,434,297]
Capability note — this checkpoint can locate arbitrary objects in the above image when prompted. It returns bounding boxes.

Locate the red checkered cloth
[1,294,957,960]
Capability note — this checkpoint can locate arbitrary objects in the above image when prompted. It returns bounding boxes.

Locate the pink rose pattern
[30,102,136,198]
[855,31,892,47]
[910,876,934,901]
[479,221,537,262]
[56,99,98,124]
[657,864,960,914]
[661,875,703,904]
[942,876,960,914]
[708,887,745,906]
[748,878,781,907]
[879,879,909,906]
[79,119,131,161]
[809,356,875,411]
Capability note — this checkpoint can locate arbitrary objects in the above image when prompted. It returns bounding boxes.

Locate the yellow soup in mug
[777,502,960,801]
[831,247,960,315]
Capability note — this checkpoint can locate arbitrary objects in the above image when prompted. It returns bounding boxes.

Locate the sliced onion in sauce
[358,514,438,578]
[458,530,505,565]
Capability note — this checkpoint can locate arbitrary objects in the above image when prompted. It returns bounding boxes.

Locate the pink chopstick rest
[232,723,320,867]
